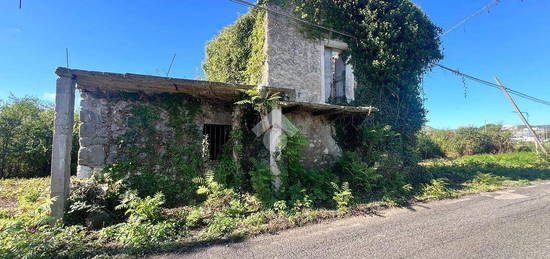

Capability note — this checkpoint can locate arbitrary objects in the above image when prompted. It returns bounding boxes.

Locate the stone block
[78,145,105,167]
[79,123,97,138]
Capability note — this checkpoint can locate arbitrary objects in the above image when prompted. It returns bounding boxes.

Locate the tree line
[0,96,78,178]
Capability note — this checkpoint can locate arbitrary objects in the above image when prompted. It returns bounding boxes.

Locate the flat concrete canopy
[281,101,377,116]
[55,67,374,113]
[56,67,261,101]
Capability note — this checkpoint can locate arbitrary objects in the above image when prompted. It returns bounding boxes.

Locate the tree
[0,96,79,178]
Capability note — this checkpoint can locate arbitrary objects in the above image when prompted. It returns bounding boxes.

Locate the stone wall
[285,111,342,168]
[77,90,233,178]
[264,4,356,104]
[264,4,324,103]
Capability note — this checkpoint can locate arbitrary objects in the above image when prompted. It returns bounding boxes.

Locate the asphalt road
[162,182,550,259]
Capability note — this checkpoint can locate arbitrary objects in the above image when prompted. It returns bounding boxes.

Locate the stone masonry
[77,91,233,178]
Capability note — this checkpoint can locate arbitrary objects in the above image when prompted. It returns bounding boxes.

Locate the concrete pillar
[231,105,244,175]
[269,105,282,191]
[50,76,76,220]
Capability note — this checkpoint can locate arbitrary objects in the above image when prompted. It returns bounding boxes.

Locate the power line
[229,0,549,107]
[166,53,177,77]
[442,0,500,37]
[433,63,550,106]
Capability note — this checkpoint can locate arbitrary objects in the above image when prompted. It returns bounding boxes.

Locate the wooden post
[495,77,548,156]
[50,76,76,220]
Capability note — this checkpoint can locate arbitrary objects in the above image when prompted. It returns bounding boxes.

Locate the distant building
[502,124,550,142]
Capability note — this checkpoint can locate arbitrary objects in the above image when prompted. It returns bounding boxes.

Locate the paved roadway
[160,182,550,258]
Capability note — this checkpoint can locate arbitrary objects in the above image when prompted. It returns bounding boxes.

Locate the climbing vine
[97,93,204,207]
[275,0,443,168]
[203,9,266,84]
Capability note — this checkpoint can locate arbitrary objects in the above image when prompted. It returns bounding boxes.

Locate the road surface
[160,182,550,258]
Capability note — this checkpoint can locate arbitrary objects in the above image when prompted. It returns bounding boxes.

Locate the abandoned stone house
[50,3,374,218]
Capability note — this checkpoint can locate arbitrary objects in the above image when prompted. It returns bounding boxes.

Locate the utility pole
[495,77,548,155]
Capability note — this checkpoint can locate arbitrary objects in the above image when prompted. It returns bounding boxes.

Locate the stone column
[269,105,282,191]
[50,76,76,220]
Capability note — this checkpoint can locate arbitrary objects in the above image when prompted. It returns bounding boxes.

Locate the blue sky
[0,0,548,129]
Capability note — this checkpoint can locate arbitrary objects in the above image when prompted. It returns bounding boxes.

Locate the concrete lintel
[50,76,76,221]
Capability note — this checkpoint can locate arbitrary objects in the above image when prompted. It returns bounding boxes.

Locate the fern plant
[115,190,165,223]
[235,87,282,115]
[331,182,353,211]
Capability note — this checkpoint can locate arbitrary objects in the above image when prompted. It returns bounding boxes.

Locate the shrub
[416,130,445,159]
[277,134,336,206]
[0,96,79,179]
[98,189,177,248]
[0,224,90,258]
[66,180,120,228]
[0,193,91,259]
[334,152,382,201]
[420,124,514,158]
[249,159,274,203]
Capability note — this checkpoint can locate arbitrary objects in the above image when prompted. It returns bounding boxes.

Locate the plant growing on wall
[203,9,266,85]
[278,0,443,168]
[97,93,204,207]
[235,88,282,115]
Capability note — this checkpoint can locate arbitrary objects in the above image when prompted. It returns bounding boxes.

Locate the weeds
[2,152,548,257]
[417,178,455,200]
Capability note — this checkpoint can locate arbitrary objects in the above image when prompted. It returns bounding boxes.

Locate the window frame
[320,40,356,103]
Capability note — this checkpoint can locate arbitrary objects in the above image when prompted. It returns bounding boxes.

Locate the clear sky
[1,0,548,129]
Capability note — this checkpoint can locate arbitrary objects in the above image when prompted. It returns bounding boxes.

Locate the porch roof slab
[55,67,294,101]
[281,101,377,116]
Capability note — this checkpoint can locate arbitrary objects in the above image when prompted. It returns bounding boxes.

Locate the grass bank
[418,152,550,200]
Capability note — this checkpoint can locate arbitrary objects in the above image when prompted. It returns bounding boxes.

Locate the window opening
[324,47,347,102]
[202,124,232,160]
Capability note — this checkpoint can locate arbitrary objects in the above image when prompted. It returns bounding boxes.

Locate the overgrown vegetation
[203,9,266,84]
[279,0,443,170]
[417,124,515,158]
[2,151,548,257]
[0,96,78,178]
[95,93,204,207]
[3,1,549,257]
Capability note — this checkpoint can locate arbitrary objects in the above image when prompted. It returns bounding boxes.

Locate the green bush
[98,189,177,248]
[333,152,382,201]
[0,96,78,178]
[277,134,336,206]
[0,224,90,258]
[249,159,274,203]
[420,124,514,158]
[65,180,121,228]
[416,130,445,159]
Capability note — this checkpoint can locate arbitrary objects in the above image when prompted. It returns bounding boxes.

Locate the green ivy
[98,93,204,207]
[203,9,266,84]
[277,0,443,168]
